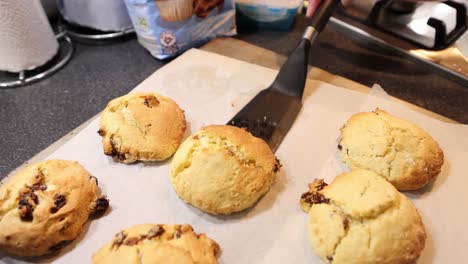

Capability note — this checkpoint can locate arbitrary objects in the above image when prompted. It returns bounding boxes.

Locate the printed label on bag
[160,31,178,55]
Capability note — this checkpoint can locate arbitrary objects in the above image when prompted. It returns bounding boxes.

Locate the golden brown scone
[99,92,186,163]
[0,160,109,256]
[170,125,281,215]
[92,224,219,264]
[339,109,444,190]
[300,170,426,264]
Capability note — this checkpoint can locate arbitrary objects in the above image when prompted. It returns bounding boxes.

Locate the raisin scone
[0,160,109,256]
[339,109,444,190]
[300,170,426,264]
[170,125,281,215]
[99,92,186,163]
[92,224,219,264]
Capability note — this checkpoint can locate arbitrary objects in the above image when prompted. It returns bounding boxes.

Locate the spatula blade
[226,39,310,152]
[227,89,302,152]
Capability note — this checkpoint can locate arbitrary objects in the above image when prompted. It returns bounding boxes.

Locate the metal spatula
[227,0,341,152]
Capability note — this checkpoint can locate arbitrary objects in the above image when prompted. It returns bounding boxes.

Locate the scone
[0,160,109,256]
[99,92,186,163]
[170,125,281,215]
[339,109,444,190]
[92,224,219,264]
[300,170,426,264]
[155,0,194,22]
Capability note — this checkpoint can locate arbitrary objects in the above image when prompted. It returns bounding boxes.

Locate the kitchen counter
[1,14,467,178]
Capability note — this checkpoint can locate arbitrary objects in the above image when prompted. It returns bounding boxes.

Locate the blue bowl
[236,2,301,30]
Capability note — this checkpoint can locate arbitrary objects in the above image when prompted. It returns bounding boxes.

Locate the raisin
[144,98,151,108]
[173,225,182,239]
[108,138,125,161]
[124,237,141,246]
[49,240,72,252]
[147,225,165,239]
[50,195,66,213]
[109,139,117,156]
[337,144,342,151]
[18,204,34,221]
[273,158,282,173]
[112,231,127,249]
[301,192,330,205]
[107,140,127,161]
[89,175,99,186]
[327,256,333,262]
[18,192,38,221]
[97,129,105,136]
[91,196,109,216]
[144,96,159,108]
[313,179,328,191]
[115,153,127,161]
[343,217,349,231]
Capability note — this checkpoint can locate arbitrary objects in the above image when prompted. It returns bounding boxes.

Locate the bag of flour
[124,0,236,59]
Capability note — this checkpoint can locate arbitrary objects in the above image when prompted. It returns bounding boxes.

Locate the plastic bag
[124,0,236,59]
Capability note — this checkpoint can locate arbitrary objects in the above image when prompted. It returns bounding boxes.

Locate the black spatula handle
[309,0,342,32]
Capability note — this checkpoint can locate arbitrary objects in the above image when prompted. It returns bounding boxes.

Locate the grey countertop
[1,15,467,178]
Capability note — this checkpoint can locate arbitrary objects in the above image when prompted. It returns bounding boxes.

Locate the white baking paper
[1,49,467,263]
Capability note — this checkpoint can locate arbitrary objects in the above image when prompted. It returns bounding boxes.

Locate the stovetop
[331,0,468,86]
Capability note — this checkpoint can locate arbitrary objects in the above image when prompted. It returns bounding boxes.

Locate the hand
[306,0,352,17]
[306,0,439,17]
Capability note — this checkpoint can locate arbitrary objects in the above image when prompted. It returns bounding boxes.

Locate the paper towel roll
[0,0,59,73]
[58,0,133,31]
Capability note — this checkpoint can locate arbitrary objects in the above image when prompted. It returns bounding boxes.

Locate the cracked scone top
[99,92,186,163]
[339,109,444,190]
[92,224,219,264]
[300,170,426,264]
[170,125,280,215]
[0,160,109,256]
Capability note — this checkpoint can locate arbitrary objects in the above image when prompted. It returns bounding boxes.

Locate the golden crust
[170,125,280,215]
[92,224,219,264]
[339,109,444,190]
[99,92,186,163]
[300,170,426,264]
[0,160,108,256]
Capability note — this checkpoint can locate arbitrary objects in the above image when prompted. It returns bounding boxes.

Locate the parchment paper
[2,49,467,263]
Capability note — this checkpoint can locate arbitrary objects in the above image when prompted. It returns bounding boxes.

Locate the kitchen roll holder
[59,20,135,41]
[57,0,135,41]
[0,32,74,89]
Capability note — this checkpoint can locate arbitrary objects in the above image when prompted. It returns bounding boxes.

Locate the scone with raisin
[339,109,444,190]
[300,170,426,264]
[170,125,281,215]
[99,92,186,163]
[92,224,219,264]
[0,160,109,256]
